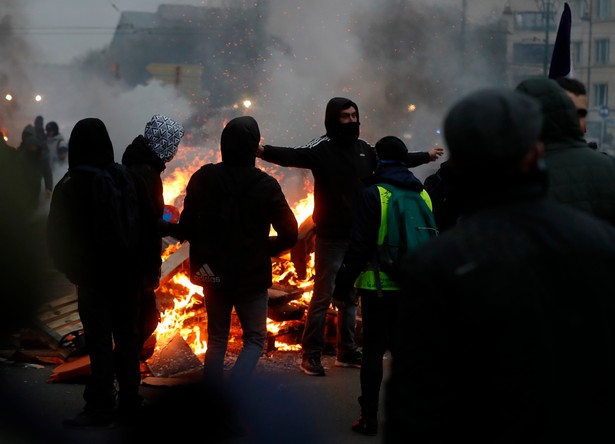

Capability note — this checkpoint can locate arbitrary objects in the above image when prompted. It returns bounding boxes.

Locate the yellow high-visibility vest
[354,187,432,291]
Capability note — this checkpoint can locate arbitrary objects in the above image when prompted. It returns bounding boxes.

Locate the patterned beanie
[144,115,184,163]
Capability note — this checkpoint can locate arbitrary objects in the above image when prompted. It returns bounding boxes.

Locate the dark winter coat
[47,118,134,286]
[385,172,615,443]
[261,97,431,239]
[516,77,615,224]
[333,162,425,295]
[121,135,168,290]
[179,116,298,296]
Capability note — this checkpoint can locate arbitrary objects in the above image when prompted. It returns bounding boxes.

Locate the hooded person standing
[47,118,143,428]
[383,88,615,443]
[121,115,184,358]
[255,97,443,376]
[178,116,298,390]
[515,77,615,225]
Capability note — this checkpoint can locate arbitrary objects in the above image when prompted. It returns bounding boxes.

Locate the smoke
[1,0,505,206]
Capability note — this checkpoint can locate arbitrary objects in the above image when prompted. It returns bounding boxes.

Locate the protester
[332,135,436,436]
[45,121,69,166]
[178,116,298,392]
[256,96,443,376]
[516,77,615,225]
[384,88,615,443]
[121,114,184,358]
[554,77,589,135]
[47,118,143,428]
[16,123,53,214]
[423,158,462,231]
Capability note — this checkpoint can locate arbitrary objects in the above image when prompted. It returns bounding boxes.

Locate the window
[597,0,612,19]
[595,39,610,64]
[593,84,609,107]
[513,43,553,64]
[572,41,583,65]
[514,11,557,31]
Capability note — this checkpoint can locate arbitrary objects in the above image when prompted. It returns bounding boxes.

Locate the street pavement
[0,352,389,444]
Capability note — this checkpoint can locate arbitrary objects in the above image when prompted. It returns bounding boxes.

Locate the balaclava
[324,97,360,146]
[144,115,184,163]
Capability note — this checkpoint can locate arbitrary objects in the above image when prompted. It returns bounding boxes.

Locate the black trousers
[77,280,141,411]
[357,288,399,417]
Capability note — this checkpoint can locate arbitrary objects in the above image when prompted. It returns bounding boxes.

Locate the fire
[150,145,316,361]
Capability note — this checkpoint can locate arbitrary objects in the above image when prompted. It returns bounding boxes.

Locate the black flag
[548,2,572,79]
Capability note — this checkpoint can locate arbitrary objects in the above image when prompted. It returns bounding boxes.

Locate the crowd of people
[3,73,615,442]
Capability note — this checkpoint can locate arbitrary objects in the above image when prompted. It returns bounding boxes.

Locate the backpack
[74,163,140,259]
[376,183,439,279]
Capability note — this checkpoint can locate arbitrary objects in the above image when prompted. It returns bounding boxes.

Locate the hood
[365,164,424,191]
[68,118,115,169]
[324,97,360,146]
[444,88,543,182]
[18,124,45,152]
[515,77,584,145]
[220,116,260,167]
[122,135,166,173]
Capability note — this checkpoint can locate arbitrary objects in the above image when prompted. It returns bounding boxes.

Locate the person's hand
[44,189,53,199]
[429,146,444,161]
[255,144,264,157]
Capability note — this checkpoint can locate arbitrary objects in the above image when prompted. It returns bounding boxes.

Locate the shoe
[300,357,325,376]
[334,349,362,368]
[351,416,378,436]
[63,409,114,428]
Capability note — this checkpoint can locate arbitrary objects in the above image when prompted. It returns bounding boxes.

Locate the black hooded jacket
[122,135,168,289]
[261,97,431,239]
[516,77,615,224]
[47,118,135,286]
[179,116,298,296]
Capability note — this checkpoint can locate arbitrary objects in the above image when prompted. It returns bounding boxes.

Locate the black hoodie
[179,116,298,296]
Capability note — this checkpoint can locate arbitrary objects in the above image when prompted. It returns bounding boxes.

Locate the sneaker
[351,416,378,436]
[334,349,362,368]
[63,409,114,428]
[300,357,325,376]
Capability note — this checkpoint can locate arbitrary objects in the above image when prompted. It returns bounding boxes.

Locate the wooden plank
[160,241,190,286]
[38,301,78,323]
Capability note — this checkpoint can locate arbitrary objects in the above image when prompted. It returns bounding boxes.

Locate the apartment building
[501,0,614,150]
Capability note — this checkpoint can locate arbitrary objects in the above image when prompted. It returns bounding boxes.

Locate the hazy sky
[5,0,514,204]
[20,0,211,64]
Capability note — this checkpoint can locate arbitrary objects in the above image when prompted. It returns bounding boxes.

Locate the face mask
[330,122,360,146]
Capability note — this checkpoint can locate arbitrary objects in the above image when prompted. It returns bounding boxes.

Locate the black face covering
[329,121,360,146]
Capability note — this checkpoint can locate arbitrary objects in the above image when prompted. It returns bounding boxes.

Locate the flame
[151,148,317,361]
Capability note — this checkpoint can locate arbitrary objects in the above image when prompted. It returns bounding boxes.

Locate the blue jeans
[301,236,358,359]
[203,289,268,387]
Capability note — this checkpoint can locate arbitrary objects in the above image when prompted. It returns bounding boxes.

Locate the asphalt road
[0,352,388,444]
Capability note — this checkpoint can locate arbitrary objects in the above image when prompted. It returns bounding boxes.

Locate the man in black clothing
[47,118,142,428]
[384,88,615,443]
[121,114,184,359]
[179,116,298,389]
[256,97,442,376]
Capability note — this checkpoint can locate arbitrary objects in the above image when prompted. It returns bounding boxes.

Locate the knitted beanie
[144,115,184,163]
